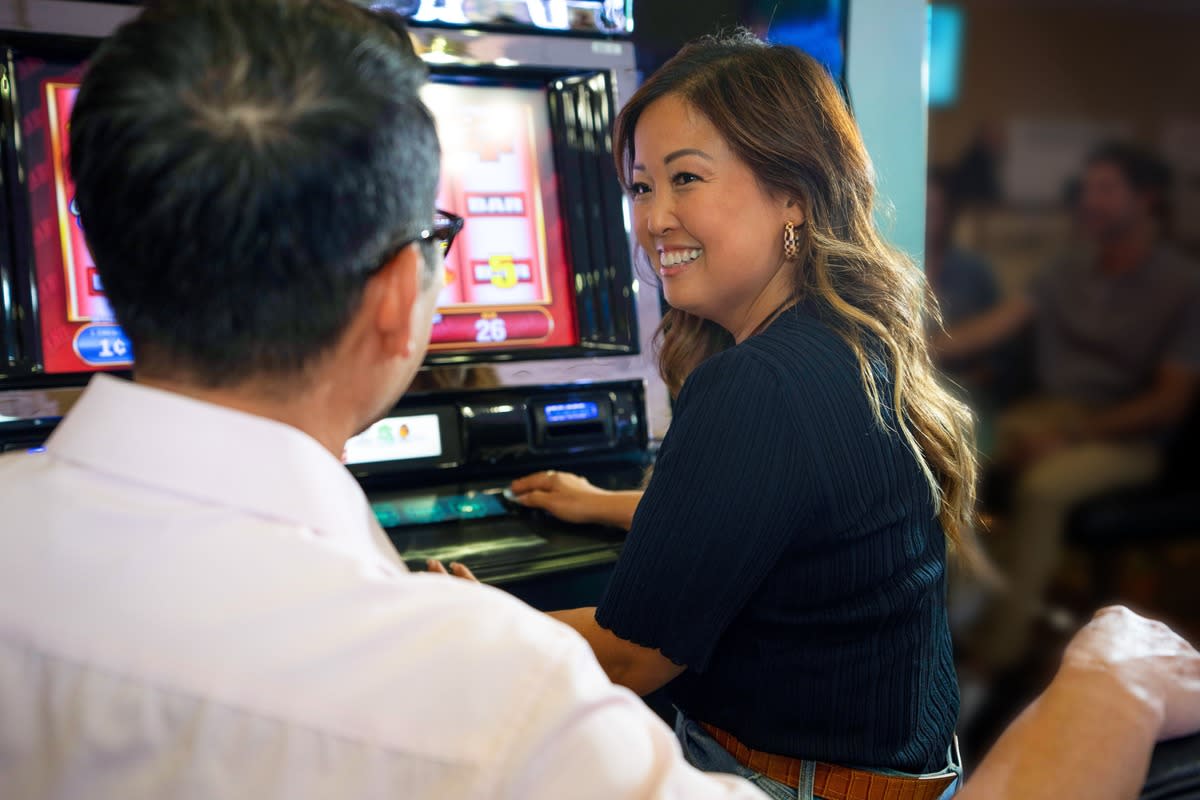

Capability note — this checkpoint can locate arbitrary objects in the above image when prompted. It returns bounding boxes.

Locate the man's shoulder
[4,534,599,766]
[387,574,583,657]
[1150,245,1200,289]
[248,576,604,766]
[1036,248,1088,287]
[0,449,57,505]
[0,573,614,796]
[0,448,44,472]
[946,246,995,277]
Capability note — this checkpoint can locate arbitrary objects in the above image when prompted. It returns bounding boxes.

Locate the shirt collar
[47,374,404,572]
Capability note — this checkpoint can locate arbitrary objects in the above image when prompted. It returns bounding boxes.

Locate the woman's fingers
[511,470,559,495]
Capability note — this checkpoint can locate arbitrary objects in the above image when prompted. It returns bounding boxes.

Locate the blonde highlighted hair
[617,32,980,558]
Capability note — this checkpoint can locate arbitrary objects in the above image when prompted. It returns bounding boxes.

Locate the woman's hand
[510,471,640,530]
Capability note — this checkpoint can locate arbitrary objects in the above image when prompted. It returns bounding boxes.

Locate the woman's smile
[657,246,704,276]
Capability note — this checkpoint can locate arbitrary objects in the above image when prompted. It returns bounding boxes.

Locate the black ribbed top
[596,305,958,773]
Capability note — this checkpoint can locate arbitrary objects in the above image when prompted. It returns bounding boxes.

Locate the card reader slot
[544,420,606,439]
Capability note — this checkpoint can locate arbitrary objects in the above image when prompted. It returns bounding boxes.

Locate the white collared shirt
[0,375,760,799]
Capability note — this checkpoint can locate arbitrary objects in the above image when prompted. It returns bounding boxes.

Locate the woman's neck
[728,270,796,343]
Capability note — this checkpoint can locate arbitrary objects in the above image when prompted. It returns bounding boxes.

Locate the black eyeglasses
[368,209,464,278]
[413,208,465,258]
[373,208,464,269]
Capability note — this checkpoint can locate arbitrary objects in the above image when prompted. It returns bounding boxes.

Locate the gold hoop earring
[783,221,801,261]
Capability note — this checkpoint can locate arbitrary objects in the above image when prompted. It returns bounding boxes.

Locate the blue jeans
[673,712,962,800]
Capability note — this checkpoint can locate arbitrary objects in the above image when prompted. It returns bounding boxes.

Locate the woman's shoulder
[680,309,862,413]
[680,338,778,399]
[744,306,860,377]
[682,316,813,388]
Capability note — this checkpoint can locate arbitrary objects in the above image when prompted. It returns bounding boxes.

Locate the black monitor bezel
[343,404,464,478]
[0,33,106,389]
[421,63,639,366]
[0,36,639,391]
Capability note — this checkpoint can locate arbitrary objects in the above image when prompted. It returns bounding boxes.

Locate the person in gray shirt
[934,142,1200,674]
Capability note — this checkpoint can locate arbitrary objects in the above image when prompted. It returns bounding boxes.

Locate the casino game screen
[16,60,579,375]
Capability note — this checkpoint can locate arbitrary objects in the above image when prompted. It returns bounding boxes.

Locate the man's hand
[426,559,479,582]
[1061,605,1200,741]
[1016,427,1071,465]
[958,606,1200,800]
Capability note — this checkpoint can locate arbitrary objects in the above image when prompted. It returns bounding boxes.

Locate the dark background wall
[632,0,845,75]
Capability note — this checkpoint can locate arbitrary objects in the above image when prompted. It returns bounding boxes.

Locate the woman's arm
[550,607,686,696]
[426,560,686,696]
[510,471,642,531]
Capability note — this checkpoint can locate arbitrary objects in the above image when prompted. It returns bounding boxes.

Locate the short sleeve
[972,255,1001,311]
[498,633,763,800]
[1025,257,1059,310]
[1165,281,1200,372]
[595,350,813,673]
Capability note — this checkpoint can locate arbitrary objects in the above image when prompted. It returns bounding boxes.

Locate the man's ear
[369,244,423,359]
[1138,188,1163,223]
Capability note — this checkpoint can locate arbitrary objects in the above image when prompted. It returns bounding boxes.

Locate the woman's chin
[663,297,712,321]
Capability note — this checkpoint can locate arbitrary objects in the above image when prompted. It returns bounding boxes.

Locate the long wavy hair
[617,32,980,558]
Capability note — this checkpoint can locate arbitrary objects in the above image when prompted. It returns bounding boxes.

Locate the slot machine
[0,0,657,609]
[0,0,927,609]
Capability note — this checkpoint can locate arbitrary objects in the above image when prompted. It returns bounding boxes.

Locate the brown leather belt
[700,722,957,800]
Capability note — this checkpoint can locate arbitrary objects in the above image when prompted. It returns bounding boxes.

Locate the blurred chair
[1065,395,1200,606]
[1142,731,1200,800]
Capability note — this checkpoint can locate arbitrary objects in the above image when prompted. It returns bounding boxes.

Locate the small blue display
[372,492,508,528]
[544,401,600,424]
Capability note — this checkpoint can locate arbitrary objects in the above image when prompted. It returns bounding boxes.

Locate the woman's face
[629,94,799,339]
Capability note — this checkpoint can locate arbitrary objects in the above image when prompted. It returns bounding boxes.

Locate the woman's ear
[784,197,806,226]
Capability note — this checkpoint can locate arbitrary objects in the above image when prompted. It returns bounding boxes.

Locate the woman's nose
[644,193,676,236]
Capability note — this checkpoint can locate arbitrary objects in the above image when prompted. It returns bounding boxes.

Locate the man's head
[1078,142,1171,244]
[70,0,442,403]
[925,167,960,251]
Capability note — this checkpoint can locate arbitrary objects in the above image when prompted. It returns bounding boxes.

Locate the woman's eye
[672,172,701,186]
[627,181,651,197]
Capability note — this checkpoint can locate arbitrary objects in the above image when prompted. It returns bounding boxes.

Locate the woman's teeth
[660,248,702,267]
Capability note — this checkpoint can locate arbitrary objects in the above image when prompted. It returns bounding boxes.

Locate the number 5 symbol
[488,255,517,289]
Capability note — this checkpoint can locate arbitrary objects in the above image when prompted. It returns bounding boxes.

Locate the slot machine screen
[420,81,579,353]
[15,56,132,375]
[343,412,443,465]
[4,33,639,390]
[10,64,581,378]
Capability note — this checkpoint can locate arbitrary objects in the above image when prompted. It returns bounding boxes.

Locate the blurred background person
[936,142,1200,734]
[926,167,1001,342]
[925,166,1007,422]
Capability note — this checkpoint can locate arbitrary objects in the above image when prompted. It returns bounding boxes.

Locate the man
[0,2,755,796]
[924,167,1005,408]
[926,168,1000,332]
[937,143,1200,673]
[0,4,1196,799]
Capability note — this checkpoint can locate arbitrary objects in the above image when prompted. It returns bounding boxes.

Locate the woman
[444,31,977,800]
